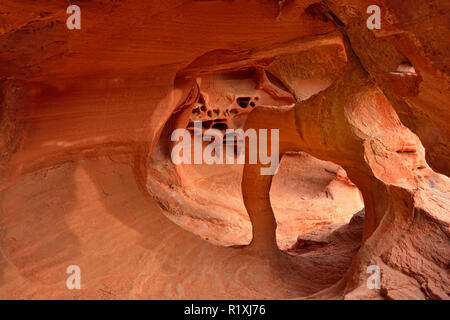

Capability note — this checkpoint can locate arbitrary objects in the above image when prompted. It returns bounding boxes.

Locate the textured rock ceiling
[0,0,449,299]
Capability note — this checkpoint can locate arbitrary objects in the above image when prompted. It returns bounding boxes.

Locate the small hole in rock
[237,97,251,108]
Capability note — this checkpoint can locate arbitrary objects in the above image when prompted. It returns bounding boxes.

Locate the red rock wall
[0,0,448,300]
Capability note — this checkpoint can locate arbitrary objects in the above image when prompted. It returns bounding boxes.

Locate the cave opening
[267,151,366,289]
[145,44,376,296]
[270,151,365,254]
[146,61,370,295]
[3,0,449,301]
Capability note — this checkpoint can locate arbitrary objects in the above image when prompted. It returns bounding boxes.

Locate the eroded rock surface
[0,0,448,300]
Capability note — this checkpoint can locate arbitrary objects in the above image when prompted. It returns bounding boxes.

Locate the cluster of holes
[188,94,259,131]
[192,95,222,119]
[186,91,262,154]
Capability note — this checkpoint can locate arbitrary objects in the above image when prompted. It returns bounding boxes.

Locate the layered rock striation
[0,0,448,299]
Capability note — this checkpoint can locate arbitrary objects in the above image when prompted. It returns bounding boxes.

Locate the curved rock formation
[0,0,448,300]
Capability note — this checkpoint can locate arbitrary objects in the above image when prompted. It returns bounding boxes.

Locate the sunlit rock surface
[0,0,448,300]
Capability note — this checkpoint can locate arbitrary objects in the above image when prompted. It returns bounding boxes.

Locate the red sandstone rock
[0,0,448,300]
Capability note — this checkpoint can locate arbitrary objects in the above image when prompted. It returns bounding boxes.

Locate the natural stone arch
[241,49,449,298]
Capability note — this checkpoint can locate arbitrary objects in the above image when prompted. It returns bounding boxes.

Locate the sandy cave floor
[0,155,362,299]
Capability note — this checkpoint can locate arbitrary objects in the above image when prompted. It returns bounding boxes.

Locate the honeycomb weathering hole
[211,122,228,131]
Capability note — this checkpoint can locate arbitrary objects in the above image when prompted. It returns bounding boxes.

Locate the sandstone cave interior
[0,0,448,301]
